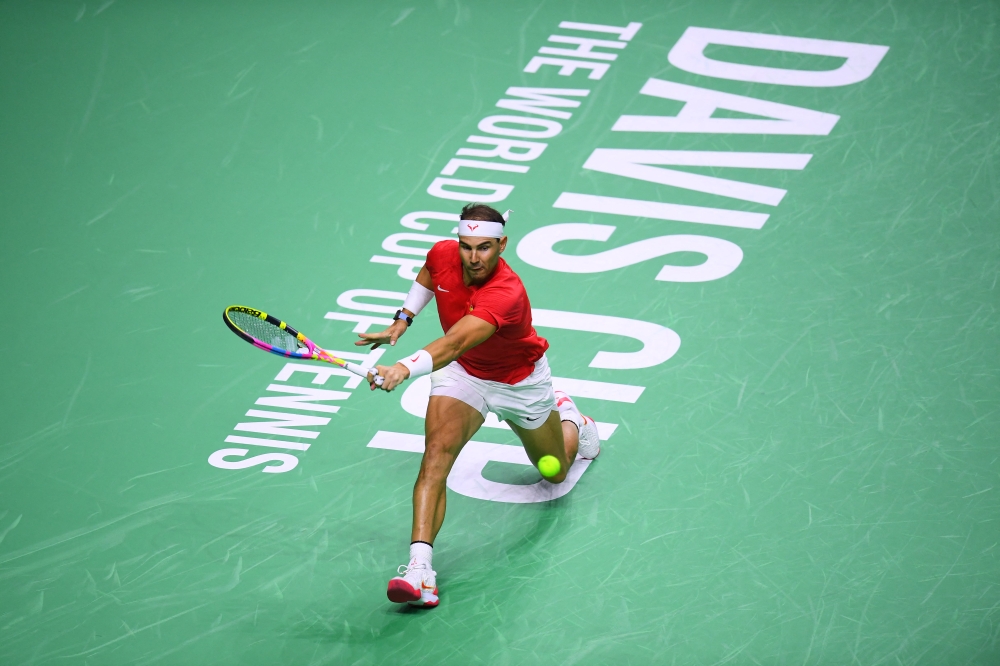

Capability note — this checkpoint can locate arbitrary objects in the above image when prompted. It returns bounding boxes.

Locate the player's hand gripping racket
[223,305,383,386]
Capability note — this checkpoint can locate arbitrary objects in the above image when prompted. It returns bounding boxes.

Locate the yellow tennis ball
[538,455,561,478]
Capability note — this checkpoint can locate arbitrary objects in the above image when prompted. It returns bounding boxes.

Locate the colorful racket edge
[222,305,383,386]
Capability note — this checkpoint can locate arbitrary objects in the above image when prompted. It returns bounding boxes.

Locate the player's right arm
[355,266,434,349]
[372,314,496,391]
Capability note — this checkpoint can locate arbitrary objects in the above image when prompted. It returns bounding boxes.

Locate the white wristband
[397,349,434,380]
[402,281,435,317]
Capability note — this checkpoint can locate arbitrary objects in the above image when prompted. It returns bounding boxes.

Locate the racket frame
[223,305,382,385]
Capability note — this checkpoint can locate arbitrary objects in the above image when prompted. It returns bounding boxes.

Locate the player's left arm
[355,266,435,350]
[372,315,496,391]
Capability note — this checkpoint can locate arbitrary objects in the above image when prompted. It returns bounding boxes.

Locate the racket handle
[344,361,384,386]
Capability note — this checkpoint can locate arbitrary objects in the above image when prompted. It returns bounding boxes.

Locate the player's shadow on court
[293,595,422,645]
[433,492,577,607]
[294,466,580,644]
[379,485,575,620]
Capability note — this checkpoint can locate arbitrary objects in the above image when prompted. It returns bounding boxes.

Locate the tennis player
[355,203,601,608]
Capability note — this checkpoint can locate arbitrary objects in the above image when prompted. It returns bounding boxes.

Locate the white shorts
[429,354,557,430]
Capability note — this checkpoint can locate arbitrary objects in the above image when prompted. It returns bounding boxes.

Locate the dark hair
[460,203,505,226]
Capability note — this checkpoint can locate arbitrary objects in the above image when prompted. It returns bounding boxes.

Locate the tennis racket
[223,305,383,386]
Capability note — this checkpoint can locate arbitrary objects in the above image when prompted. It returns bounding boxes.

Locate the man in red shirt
[355,203,601,608]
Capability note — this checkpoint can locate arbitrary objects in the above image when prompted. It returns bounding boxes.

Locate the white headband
[457,210,511,239]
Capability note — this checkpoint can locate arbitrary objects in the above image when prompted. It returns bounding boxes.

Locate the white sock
[410,541,433,568]
[555,392,582,430]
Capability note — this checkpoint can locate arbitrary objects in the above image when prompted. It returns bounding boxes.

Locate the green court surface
[1,1,998,664]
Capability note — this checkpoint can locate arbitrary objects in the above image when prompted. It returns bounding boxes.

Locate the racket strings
[229,311,301,352]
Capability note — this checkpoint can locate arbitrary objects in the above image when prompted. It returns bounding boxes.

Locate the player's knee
[418,441,457,480]
[545,468,569,484]
[417,454,451,479]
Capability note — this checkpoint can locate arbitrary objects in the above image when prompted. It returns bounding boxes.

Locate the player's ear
[499,236,507,253]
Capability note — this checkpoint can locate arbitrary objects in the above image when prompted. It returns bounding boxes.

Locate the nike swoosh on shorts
[437,285,449,292]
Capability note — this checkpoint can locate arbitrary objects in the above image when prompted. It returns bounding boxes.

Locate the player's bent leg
[508,411,574,484]
[387,395,484,608]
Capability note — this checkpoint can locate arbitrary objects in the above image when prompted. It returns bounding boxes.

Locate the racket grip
[345,361,384,386]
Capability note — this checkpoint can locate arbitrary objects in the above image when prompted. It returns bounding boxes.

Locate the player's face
[458,235,507,284]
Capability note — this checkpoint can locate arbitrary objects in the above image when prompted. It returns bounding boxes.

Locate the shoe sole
[408,587,439,608]
[387,579,421,603]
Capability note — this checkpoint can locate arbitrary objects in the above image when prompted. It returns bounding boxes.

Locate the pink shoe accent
[387,578,421,603]
[554,390,573,408]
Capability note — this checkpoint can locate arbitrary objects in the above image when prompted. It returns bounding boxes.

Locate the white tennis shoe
[387,560,439,607]
[577,415,601,460]
[555,391,601,460]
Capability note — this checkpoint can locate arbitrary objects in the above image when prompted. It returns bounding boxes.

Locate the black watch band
[393,309,413,327]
